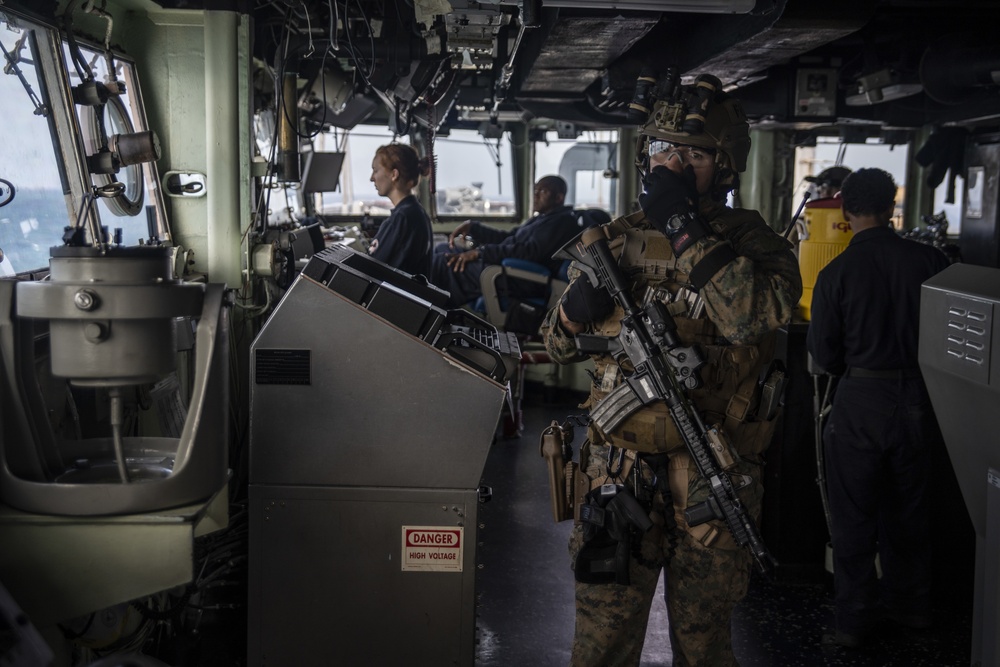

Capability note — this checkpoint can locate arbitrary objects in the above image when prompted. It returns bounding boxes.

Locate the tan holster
[539,421,591,523]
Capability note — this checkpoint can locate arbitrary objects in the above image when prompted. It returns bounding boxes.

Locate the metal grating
[255,349,311,385]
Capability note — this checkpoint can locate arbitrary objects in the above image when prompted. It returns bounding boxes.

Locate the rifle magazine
[590,381,644,436]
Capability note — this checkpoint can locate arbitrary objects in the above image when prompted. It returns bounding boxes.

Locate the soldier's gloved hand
[639,165,697,226]
[639,166,712,256]
[560,274,615,325]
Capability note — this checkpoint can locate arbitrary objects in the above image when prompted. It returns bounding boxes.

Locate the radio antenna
[783,191,812,239]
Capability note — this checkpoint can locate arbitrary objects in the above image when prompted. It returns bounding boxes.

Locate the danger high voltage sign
[401,526,464,572]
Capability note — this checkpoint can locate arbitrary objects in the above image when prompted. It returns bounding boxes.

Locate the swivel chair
[475,208,611,436]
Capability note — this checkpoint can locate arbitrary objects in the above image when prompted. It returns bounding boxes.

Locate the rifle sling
[688,242,738,290]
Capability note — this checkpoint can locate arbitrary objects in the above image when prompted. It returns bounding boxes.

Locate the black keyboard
[435,324,521,383]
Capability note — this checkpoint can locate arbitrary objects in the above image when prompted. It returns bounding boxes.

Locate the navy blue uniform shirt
[807,225,950,375]
[469,204,578,274]
[369,194,433,277]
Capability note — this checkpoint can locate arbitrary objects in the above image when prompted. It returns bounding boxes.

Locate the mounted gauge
[81,94,160,216]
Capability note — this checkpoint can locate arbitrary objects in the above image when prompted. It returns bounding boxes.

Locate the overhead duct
[513,14,662,124]
[921,35,1000,105]
[679,2,868,86]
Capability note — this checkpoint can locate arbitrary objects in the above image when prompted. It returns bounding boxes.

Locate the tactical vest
[583,209,779,458]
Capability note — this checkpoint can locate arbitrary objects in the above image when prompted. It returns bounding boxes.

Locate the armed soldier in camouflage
[540,73,801,666]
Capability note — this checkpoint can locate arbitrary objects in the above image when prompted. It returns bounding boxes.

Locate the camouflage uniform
[541,198,801,667]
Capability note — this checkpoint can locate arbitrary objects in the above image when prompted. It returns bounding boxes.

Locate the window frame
[0,10,90,276]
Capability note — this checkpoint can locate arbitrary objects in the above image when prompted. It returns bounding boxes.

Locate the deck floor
[475,389,974,667]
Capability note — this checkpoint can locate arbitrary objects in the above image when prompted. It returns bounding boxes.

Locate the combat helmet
[637,72,752,174]
[629,68,750,200]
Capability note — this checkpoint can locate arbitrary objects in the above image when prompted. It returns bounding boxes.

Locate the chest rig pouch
[584,216,781,458]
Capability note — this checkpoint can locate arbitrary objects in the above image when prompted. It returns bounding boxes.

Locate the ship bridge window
[794,137,909,230]
[0,17,69,276]
[60,42,167,245]
[426,129,515,219]
[253,120,413,225]
[933,173,964,235]
[535,130,619,217]
[307,124,410,219]
[792,136,962,260]
[304,125,515,220]
[794,138,911,229]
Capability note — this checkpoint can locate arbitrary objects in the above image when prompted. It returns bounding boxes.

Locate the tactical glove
[639,166,712,256]
[560,274,615,325]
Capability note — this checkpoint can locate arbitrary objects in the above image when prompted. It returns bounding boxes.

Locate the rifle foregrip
[724,502,776,573]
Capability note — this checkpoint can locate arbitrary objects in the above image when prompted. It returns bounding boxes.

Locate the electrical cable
[61,0,97,82]
[300,0,315,57]
[251,5,293,238]
[340,0,375,88]
[327,0,339,52]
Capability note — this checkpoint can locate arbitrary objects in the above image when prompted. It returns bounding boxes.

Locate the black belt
[845,367,922,379]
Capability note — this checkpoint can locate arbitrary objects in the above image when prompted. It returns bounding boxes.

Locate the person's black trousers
[823,375,937,636]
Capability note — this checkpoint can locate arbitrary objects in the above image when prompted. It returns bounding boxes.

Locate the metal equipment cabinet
[247,257,510,666]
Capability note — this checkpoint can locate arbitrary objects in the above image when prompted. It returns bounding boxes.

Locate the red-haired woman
[368,143,433,277]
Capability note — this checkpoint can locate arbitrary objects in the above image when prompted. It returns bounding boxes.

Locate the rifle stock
[575,228,777,573]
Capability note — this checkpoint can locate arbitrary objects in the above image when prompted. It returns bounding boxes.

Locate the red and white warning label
[401,526,464,572]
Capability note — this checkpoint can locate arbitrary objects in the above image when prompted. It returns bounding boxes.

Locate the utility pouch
[575,484,653,585]
[572,463,591,523]
[755,360,787,422]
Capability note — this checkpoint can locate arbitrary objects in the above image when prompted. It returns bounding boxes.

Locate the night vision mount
[627,67,723,137]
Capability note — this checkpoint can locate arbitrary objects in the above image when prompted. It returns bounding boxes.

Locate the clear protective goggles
[647,140,716,166]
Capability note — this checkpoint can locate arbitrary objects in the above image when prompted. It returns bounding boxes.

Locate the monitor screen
[301,152,346,193]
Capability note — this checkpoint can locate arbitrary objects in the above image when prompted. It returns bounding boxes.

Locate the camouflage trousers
[568,442,762,667]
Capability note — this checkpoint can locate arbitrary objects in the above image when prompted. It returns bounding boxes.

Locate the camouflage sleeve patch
[677,213,802,345]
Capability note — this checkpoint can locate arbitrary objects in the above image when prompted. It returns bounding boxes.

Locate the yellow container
[798,197,853,320]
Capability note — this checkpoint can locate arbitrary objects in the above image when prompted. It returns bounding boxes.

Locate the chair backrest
[574,208,611,229]
[476,208,611,333]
